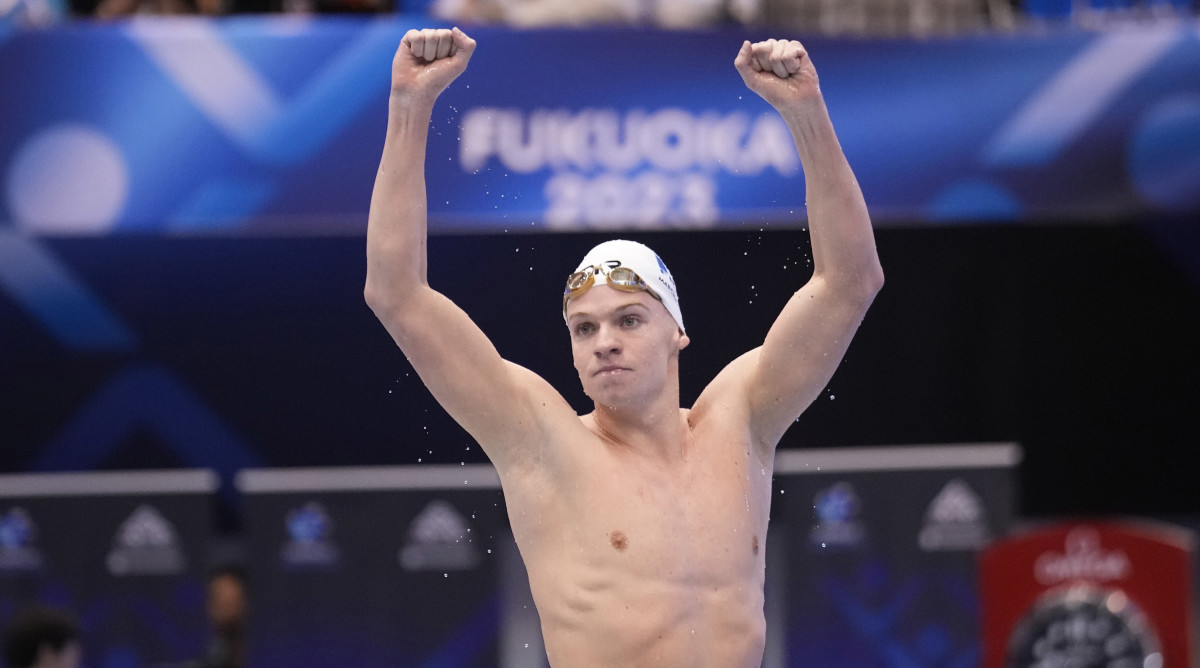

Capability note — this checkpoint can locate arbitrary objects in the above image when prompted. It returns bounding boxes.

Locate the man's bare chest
[533,438,774,580]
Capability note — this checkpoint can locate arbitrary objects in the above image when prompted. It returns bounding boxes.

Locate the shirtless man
[364,28,883,667]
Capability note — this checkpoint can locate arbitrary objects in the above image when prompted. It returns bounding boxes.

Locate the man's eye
[621,315,640,326]
[574,323,595,335]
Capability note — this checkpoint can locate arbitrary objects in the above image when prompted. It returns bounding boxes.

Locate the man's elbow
[363,281,382,314]
[363,276,411,325]
[863,260,885,300]
[363,276,389,316]
[826,259,884,305]
[364,275,432,341]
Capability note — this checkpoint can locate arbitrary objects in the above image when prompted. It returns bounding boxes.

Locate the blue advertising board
[235,465,534,667]
[1,18,1197,236]
[772,444,1020,668]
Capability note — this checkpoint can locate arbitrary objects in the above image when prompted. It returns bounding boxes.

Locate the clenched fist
[734,38,821,110]
[391,27,477,102]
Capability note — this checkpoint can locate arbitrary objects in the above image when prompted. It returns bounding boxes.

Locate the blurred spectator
[0,0,67,27]
[195,564,248,668]
[429,0,759,28]
[280,0,390,16]
[65,0,203,19]
[755,0,1015,36]
[2,606,81,668]
[91,0,196,16]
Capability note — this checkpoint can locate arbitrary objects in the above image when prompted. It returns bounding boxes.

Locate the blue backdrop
[1,18,1198,236]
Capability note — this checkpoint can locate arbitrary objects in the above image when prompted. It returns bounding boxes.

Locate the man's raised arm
[721,39,885,451]
[364,28,560,469]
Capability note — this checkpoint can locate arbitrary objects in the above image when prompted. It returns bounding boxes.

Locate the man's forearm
[365,96,437,310]
[783,98,882,293]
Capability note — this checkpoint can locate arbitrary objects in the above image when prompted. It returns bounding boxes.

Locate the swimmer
[365,28,882,667]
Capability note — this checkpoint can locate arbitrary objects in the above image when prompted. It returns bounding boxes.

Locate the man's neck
[587,393,690,462]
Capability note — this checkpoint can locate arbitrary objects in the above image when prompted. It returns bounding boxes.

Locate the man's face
[207,573,247,632]
[39,641,81,668]
[565,284,688,408]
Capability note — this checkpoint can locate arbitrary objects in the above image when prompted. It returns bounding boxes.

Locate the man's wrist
[777,95,828,132]
[388,90,438,121]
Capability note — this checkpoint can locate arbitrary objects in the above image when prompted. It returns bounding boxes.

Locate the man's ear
[677,331,690,351]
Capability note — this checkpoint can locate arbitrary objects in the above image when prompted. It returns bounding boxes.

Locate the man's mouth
[594,365,629,376]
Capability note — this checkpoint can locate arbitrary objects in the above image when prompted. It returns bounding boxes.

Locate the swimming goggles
[563,263,662,311]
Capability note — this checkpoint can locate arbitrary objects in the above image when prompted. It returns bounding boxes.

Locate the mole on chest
[608,530,628,551]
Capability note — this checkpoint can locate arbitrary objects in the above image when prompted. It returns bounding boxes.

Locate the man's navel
[752,535,759,555]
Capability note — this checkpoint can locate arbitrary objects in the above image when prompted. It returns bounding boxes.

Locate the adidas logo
[926,479,984,524]
[918,479,990,552]
[107,505,186,575]
[399,500,480,572]
[115,505,177,548]
[409,500,470,543]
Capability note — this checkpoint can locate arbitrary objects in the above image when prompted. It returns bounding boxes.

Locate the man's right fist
[391,27,477,101]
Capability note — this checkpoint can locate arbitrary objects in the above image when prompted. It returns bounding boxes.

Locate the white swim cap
[563,239,685,333]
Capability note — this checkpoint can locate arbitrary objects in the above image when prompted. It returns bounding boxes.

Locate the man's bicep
[379,288,561,466]
[748,278,875,444]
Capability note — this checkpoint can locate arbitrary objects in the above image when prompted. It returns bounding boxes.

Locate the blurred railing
[4,0,1199,36]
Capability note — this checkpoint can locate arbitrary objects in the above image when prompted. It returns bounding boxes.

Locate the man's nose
[593,325,620,356]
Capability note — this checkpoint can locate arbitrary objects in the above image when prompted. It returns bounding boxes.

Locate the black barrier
[771,443,1020,667]
[235,465,541,667]
[0,469,216,667]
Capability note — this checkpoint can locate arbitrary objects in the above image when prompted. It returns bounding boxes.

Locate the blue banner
[1,18,1198,234]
